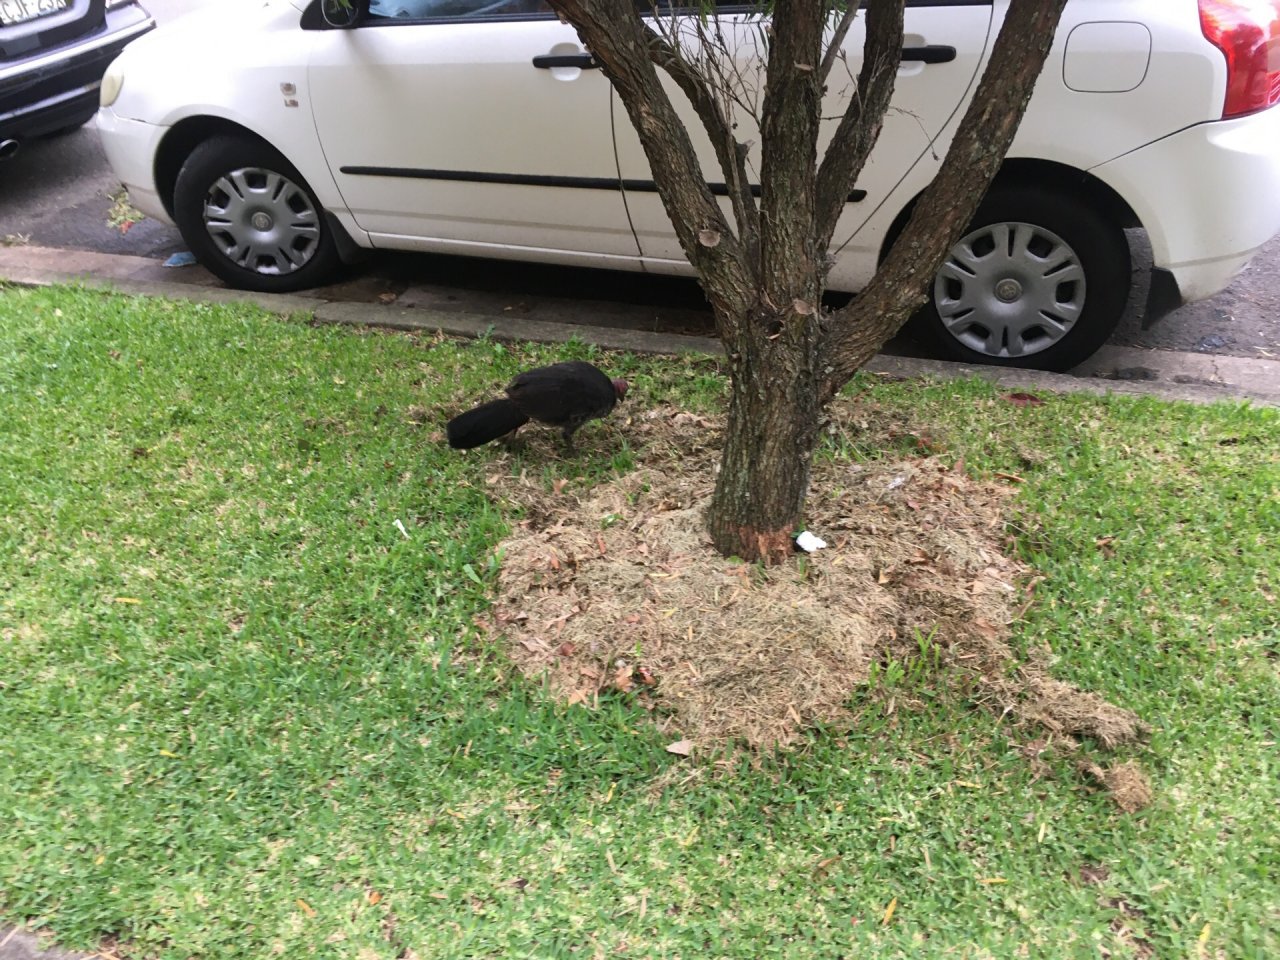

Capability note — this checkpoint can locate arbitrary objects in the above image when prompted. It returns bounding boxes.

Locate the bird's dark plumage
[446,361,628,450]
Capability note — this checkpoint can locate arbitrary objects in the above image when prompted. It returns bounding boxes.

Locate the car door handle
[901,45,957,64]
[533,53,600,70]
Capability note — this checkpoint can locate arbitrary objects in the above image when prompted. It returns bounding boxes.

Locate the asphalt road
[2,0,1278,363]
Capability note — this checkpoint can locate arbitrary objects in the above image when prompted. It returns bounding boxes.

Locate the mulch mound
[472,402,1149,806]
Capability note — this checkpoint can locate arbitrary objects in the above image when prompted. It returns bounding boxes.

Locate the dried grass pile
[477,402,1147,801]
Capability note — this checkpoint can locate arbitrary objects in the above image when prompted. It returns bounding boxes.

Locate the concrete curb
[313,300,723,356]
[3,244,1278,407]
[0,927,89,960]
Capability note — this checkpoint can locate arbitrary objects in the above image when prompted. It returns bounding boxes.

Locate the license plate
[0,0,69,28]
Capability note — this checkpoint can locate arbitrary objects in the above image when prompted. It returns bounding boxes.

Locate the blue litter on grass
[163,251,198,268]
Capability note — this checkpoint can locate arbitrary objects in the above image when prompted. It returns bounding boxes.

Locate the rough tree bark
[546,0,1070,562]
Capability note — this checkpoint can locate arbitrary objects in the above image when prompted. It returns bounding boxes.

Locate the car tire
[173,135,343,293]
[909,186,1131,372]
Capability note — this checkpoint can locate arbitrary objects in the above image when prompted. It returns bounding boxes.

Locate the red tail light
[1200,0,1280,117]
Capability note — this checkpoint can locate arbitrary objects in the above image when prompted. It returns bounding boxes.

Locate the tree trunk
[707,300,825,563]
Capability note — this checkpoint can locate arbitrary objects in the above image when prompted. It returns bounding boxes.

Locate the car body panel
[103,0,351,217]
[1091,106,1280,303]
[308,13,638,256]
[95,107,166,217]
[1009,0,1223,173]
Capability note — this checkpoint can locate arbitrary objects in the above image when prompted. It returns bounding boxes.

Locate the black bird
[446,361,629,451]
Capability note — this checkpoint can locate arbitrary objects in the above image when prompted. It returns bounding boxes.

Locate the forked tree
[542,0,1070,562]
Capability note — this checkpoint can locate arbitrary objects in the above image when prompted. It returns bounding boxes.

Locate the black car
[0,0,152,158]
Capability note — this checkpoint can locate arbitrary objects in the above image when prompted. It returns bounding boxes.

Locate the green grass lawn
[1,285,1276,959]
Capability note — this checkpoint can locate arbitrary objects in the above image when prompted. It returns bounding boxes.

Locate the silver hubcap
[201,166,320,276]
[933,221,1086,358]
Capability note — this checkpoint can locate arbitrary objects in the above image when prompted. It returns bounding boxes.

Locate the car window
[368,0,551,19]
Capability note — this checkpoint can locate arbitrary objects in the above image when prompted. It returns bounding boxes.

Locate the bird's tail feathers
[446,398,529,449]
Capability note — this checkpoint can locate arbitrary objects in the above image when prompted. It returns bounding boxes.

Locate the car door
[612,0,994,277]
[307,0,640,259]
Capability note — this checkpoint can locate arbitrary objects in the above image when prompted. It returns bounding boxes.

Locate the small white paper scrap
[794,531,827,553]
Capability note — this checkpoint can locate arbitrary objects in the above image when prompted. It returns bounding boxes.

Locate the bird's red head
[612,378,629,401]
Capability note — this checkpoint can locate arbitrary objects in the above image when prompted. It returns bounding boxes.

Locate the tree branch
[819,0,1071,401]
[758,0,826,310]
[646,25,760,257]
[815,0,904,246]
[819,1,862,84]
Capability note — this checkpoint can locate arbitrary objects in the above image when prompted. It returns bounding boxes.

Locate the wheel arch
[154,116,365,265]
[877,157,1142,264]
[154,117,273,221]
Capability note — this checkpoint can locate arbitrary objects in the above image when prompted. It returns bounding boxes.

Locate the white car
[97,0,1280,371]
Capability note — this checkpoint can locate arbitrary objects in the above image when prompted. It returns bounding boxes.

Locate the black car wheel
[173,135,344,293]
[911,186,1131,371]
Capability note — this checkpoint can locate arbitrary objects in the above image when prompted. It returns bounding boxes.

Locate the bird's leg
[561,425,578,455]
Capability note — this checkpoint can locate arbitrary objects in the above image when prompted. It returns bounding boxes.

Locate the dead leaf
[553,478,569,494]
[881,897,897,925]
[613,666,635,692]
[557,641,576,657]
[377,292,398,304]
[296,899,316,917]
[367,890,382,905]
[665,739,693,756]
[1004,392,1045,407]
[812,855,842,880]
[973,618,1001,639]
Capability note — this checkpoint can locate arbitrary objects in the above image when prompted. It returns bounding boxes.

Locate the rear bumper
[0,5,154,141]
[1092,107,1280,322]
